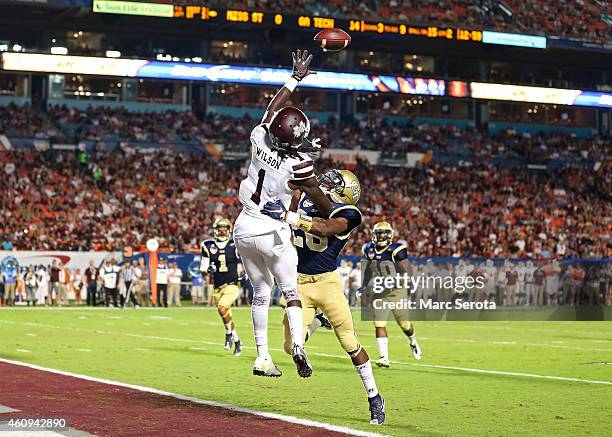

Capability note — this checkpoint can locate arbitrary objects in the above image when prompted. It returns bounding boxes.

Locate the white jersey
[102,265,120,289]
[235,124,314,238]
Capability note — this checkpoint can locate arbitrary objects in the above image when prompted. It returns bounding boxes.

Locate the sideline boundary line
[0,357,387,437]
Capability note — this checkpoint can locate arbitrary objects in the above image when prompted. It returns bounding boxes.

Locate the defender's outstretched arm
[288,178,332,217]
[308,217,349,237]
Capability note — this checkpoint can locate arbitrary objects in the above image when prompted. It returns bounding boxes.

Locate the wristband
[284,77,299,92]
[285,211,313,232]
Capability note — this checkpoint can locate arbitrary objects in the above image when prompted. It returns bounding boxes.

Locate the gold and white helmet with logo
[372,221,394,248]
[317,169,361,205]
[213,218,232,242]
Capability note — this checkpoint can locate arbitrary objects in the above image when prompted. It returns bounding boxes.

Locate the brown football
[314,28,351,52]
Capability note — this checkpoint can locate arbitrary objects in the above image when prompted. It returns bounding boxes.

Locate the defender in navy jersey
[362,221,422,368]
[200,218,243,356]
[261,169,385,425]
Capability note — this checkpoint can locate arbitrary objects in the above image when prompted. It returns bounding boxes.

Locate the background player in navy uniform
[363,221,422,368]
[261,169,385,425]
[200,218,243,356]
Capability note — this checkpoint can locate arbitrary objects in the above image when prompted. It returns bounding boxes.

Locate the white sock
[408,334,417,346]
[376,337,389,359]
[231,329,239,342]
[224,322,232,334]
[285,305,304,348]
[252,305,269,357]
[307,316,322,340]
[355,360,379,398]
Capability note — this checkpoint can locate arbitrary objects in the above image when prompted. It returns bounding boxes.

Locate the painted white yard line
[15,349,30,353]
[0,357,386,437]
[461,323,611,337]
[2,319,611,387]
[312,352,612,386]
[356,331,612,353]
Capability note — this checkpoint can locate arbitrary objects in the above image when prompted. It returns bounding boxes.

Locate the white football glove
[310,137,322,150]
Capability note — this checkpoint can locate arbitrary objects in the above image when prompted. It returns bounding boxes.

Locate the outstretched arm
[288,178,332,217]
[289,190,302,212]
[308,217,349,237]
[262,49,315,124]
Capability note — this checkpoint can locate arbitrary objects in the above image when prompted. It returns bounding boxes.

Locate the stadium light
[106,50,121,58]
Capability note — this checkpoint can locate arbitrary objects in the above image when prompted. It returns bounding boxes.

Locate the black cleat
[316,311,333,330]
[368,394,385,425]
[224,333,232,350]
[291,344,312,378]
[234,340,242,356]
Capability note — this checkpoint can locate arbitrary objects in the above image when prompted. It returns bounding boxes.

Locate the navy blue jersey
[294,195,362,275]
[201,240,241,289]
[362,242,408,262]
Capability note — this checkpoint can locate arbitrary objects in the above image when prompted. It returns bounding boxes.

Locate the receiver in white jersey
[234,123,314,238]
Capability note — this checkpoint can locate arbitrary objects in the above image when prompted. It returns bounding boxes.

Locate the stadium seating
[1,147,609,258]
[3,105,608,163]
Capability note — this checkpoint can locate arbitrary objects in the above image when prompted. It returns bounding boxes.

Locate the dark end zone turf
[0,361,350,437]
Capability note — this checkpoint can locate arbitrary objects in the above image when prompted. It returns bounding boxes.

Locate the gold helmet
[317,169,361,205]
[372,221,393,248]
[213,218,232,242]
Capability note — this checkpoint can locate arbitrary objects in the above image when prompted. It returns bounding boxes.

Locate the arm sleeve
[200,242,210,272]
[329,206,362,237]
[291,159,315,181]
[250,125,266,152]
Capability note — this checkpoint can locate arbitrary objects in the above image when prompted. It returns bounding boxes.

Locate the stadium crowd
[1,256,609,308]
[1,145,610,258]
[0,104,58,140]
[46,105,252,146]
[6,104,610,163]
[217,0,611,42]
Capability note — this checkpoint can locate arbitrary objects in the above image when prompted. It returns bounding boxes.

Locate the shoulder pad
[329,204,362,219]
[390,243,408,261]
[200,240,214,256]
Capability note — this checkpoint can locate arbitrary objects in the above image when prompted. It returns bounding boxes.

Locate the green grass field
[0,306,610,436]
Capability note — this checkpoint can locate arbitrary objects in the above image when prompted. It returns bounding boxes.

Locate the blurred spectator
[168,262,183,307]
[1,265,17,306]
[156,258,169,308]
[191,273,205,305]
[49,260,61,306]
[24,266,37,306]
[85,260,99,306]
[135,258,149,307]
[101,258,120,307]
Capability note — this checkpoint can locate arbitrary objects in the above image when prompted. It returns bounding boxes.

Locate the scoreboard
[176,5,485,44]
[92,0,525,46]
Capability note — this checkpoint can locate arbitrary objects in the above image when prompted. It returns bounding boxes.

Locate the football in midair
[314,28,351,52]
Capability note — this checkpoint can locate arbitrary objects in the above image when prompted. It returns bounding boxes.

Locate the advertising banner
[0,251,119,271]
[1,53,446,96]
[470,82,612,108]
